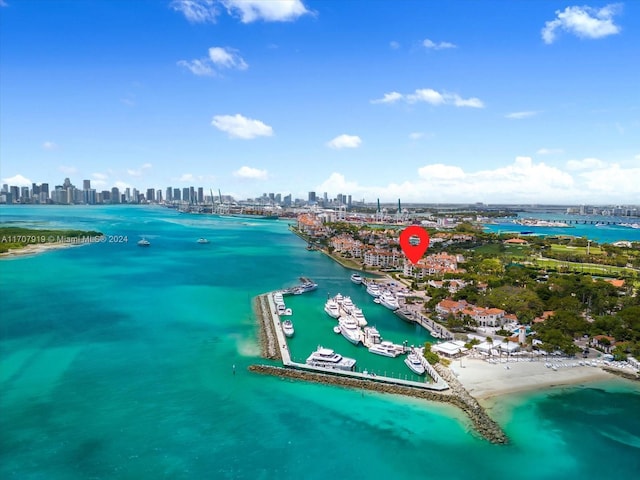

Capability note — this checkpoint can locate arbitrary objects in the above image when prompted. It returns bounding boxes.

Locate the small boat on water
[197,238,210,244]
[404,349,426,375]
[333,326,341,334]
[293,281,318,294]
[282,320,294,337]
[350,273,363,284]
[306,346,356,371]
[137,238,151,247]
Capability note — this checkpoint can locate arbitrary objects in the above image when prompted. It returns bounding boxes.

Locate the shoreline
[451,357,620,401]
[0,242,84,259]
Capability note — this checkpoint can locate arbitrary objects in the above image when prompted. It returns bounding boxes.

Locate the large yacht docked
[368,340,403,358]
[282,320,294,337]
[379,291,399,311]
[350,273,363,284]
[404,349,426,375]
[305,347,356,371]
[338,316,363,345]
[324,298,341,318]
[351,307,368,327]
[366,283,381,297]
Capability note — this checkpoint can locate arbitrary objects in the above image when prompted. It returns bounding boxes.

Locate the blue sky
[1,0,638,204]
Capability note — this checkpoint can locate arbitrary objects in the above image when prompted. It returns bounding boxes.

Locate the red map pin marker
[399,225,430,264]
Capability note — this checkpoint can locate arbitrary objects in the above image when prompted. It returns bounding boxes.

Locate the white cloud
[114,180,133,191]
[566,157,607,170]
[91,173,109,188]
[423,38,456,50]
[42,141,59,150]
[127,163,152,177]
[58,165,77,175]
[178,46,247,77]
[223,0,310,23]
[2,174,31,186]
[505,111,539,119]
[407,88,445,105]
[327,134,362,149]
[0,1,8,7]
[212,114,273,139]
[370,91,403,104]
[178,173,196,182]
[174,173,216,183]
[372,88,484,108]
[177,59,216,77]
[542,4,622,44]
[317,157,574,203]
[208,47,248,70]
[233,166,269,180]
[579,163,640,195]
[171,0,219,23]
[409,132,424,140]
[390,41,400,49]
[537,148,564,155]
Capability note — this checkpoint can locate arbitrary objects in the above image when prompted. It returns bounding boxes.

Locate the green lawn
[549,244,604,255]
[529,257,638,278]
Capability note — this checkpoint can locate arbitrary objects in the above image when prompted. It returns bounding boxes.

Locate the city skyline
[1,1,639,204]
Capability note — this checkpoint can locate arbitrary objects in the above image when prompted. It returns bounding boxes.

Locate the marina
[251,287,512,444]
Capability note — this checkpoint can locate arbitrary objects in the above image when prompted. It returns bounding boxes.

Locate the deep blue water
[1,205,639,479]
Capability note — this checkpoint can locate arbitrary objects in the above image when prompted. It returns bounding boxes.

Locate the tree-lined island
[0,227,103,256]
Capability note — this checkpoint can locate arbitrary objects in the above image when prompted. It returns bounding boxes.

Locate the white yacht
[379,291,399,311]
[366,283,381,297]
[137,238,151,247]
[306,347,356,371]
[273,292,284,304]
[196,238,210,244]
[352,307,367,327]
[282,320,294,337]
[341,296,355,314]
[339,316,363,345]
[368,340,402,358]
[324,298,341,318]
[350,273,363,284]
[363,326,381,347]
[277,303,286,316]
[404,350,426,375]
[334,293,344,304]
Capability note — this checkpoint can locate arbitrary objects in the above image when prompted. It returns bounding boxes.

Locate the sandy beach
[0,242,83,259]
[451,357,615,400]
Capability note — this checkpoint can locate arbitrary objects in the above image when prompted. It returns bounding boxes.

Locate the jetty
[251,290,509,444]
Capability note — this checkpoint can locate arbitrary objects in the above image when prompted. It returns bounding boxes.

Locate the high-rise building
[182,187,190,203]
[197,187,204,204]
[347,195,352,207]
[173,188,181,201]
[111,187,120,204]
[83,179,91,190]
[308,191,316,203]
[283,194,292,206]
[146,188,155,203]
[166,187,173,202]
[156,190,163,203]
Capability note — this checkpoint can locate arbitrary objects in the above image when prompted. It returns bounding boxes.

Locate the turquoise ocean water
[483,213,640,243]
[1,205,639,479]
